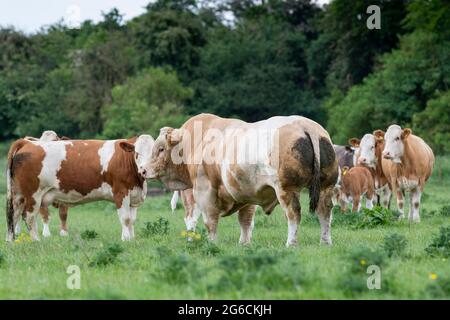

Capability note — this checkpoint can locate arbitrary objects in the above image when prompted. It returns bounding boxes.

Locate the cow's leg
[366,187,375,210]
[397,190,405,219]
[128,207,137,239]
[40,206,51,237]
[7,196,25,241]
[352,195,361,212]
[317,187,333,245]
[276,189,301,247]
[59,206,69,236]
[204,210,220,241]
[365,196,374,209]
[237,205,256,245]
[409,188,421,223]
[115,192,133,241]
[25,196,43,241]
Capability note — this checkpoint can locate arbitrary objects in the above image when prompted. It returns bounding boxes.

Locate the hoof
[60,230,69,237]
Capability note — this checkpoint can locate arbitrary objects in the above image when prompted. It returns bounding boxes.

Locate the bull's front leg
[237,205,256,245]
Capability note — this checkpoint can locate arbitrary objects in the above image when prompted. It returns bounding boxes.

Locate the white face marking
[134,135,155,175]
[98,140,116,174]
[383,125,404,163]
[357,134,377,168]
[39,130,58,142]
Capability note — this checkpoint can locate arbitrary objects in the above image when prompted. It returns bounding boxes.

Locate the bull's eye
[159,146,164,153]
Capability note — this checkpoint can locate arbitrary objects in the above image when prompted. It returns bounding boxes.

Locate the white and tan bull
[144,113,338,246]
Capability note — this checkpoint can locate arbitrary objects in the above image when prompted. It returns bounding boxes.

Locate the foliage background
[0,0,449,152]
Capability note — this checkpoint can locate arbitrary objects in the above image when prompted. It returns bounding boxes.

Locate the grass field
[0,155,449,299]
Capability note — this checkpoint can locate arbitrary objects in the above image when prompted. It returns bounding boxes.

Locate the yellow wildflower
[360,259,367,266]
[181,230,188,237]
[429,273,438,280]
[194,233,201,240]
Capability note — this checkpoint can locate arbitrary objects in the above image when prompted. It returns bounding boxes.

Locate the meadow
[0,154,449,299]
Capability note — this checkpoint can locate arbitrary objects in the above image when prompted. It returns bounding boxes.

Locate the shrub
[141,217,169,237]
[154,246,201,284]
[425,274,450,299]
[80,230,98,240]
[439,205,450,217]
[89,243,123,267]
[425,226,450,258]
[383,233,408,257]
[355,206,399,229]
[347,246,387,273]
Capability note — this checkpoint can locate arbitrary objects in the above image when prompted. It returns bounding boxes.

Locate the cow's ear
[348,138,360,148]
[373,130,385,141]
[60,136,71,140]
[168,129,184,146]
[24,136,39,141]
[401,128,412,139]
[344,145,353,152]
[120,141,135,153]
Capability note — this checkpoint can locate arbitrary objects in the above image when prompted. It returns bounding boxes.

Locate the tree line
[0,0,448,153]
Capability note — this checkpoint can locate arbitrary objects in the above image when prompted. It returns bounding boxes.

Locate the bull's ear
[120,141,135,153]
[168,129,184,145]
[401,128,412,139]
[348,138,360,148]
[373,130,385,141]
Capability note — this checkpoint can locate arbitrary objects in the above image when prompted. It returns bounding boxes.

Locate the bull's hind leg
[59,206,69,236]
[237,205,256,245]
[40,206,51,237]
[276,189,301,247]
[317,187,333,245]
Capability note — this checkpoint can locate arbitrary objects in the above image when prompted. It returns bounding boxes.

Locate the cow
[333,145,357,169]
[378,125,434,222]
[19,131,71,237]
[143,113,338,247]
[348,135,392,208]
[338,166,375,212]
[6,135,154,242]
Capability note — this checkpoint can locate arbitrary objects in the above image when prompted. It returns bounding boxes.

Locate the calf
[6,135,154,241]
[349,135,392,208]
[339,166,375,212]
[380,125,434,222]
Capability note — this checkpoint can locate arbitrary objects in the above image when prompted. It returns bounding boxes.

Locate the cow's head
[382,125,411,163]
[350,134,377,168]
[119,135,155,178]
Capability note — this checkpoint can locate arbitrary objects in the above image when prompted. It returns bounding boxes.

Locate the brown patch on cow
[414,202,419,209]
[11,143,45,213]
[319,137,335,169]
[57,141,104,196]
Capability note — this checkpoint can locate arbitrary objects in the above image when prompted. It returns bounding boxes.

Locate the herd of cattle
[5,113,435,247]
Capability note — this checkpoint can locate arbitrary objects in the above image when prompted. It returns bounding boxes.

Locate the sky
[0,0,331,34]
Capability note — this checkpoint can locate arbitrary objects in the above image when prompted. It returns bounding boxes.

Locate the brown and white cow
[143,113,338,246]
[6,135,154,242]
[349,135,392,208]
[379,125,434,222]
[20,131,71,237]
[338,166,375,212]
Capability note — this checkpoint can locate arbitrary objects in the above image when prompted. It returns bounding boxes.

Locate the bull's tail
[6,139,27,241]
[305,132,321,212]
[170,191,179,213]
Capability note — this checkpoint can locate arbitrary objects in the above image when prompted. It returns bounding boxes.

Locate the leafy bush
[89,243,124,267]
[355,206,399,229]
[183,228,221,257]
[425,274,450,299]
[141,217,170,237]
[383,233,408,257]
[81,230,99,240]
[439,205,450,217]
[425,226,450,258]
[153,246,201,284]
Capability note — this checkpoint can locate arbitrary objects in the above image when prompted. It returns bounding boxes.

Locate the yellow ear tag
[342,169,348,176]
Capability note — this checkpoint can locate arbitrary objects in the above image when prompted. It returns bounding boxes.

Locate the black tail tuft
[305,132,320,213]
[6,197,14,238]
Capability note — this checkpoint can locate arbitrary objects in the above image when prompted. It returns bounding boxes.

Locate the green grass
[0,154,449,299]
